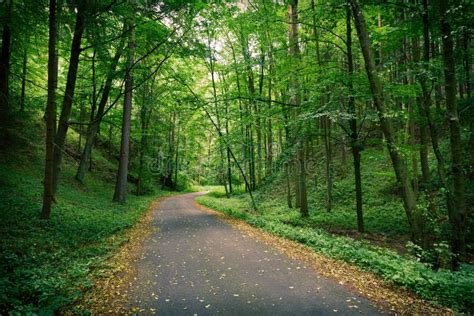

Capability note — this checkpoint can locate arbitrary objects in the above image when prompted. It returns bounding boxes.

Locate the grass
[0,115,173,314]
[196,193,474,312]
[195,148,474,312]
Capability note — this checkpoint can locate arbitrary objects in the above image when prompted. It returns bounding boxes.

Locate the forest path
[127,192,384,315]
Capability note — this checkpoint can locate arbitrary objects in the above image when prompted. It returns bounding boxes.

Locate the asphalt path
[127,192,384,315]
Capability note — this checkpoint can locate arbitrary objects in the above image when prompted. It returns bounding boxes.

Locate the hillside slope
[0,113,169,314]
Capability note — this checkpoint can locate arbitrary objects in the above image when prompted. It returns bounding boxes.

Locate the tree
[40,0,58,220]
[51,3,85,197]
[438,0,467,264]
[288,0,308,217]
[113,18,135,203]
[75,39,124,183]
[0,0,13,113]
[349,0,418,236]
[345,5,364,233]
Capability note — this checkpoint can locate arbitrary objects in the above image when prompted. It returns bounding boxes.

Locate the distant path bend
[128,192,383,315]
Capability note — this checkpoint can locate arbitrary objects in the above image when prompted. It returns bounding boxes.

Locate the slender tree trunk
[51,8,85,197]
[311,0,332,210]
[0,0,12,113]
[266,69,273,176]
[75,40,124,182]
[412,33,430,183]
[219,71,233,194]
[346,7,364,233]
[240,30,257,190]
[113,21,134,203]
[137,83,151,195]
[462,29,471,99]
[256,52,265,184]
[41,0,58,219]
[408,102,419,194]
[284,110,292,208]
[90,50,97,120]
[225,97,233,194]
[288,0,308,216]
[349,0,417,234]
[20,49,27,112]
[323,116,332,212]
[174,123,180,187]
[78,98,85,152]
[208,35,228,196]
[164,112,176,188]
[419,0,448,190]
[438,0,467,263]
[228,39,247,188]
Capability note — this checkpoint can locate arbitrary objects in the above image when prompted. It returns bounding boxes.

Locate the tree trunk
[41,0,58,219]
[225,96,233,194]
[20,49,27,112]
[438,0,467,263]
[349,0,417,234]
[412,33,430,183]
[174,123,180,188]
[284,111,292,208]
[323,115,332,212]
[75,40,124,182]
[113,21,134,203]
[288,0,308,216]
[256,52,264,184]
[346,7,364,233]
[0,0,12,113]
[137,82,152,196]
[266,77,273,176]
[78,98,85,152]
[51,8,85,197]
[208,34,228,196]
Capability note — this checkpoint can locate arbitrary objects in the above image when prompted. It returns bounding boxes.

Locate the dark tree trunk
[51,8,85,197]
[174,123,180,188]
[266,75,273,176]
[20,49,27,112]
[225,94,233,194]
[284,110,292,209]
[419,9,456,254]
[288,0,308,216]
[412,32,430,183]
[113,22,134,203]
[0,0,12,113]
[438,0,467,264]
[349,0,417,234]
[346,7,364,233]
[41,0,58,220]
[75,41,124,182]
[323,116,332,212]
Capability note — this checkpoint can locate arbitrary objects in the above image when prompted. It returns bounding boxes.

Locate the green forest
[0,0,473,314]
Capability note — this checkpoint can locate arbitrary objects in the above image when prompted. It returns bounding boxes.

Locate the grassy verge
[196,192,474,312]
[0,117,174,314]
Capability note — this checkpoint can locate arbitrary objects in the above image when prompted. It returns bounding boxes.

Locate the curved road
[128,193,383,315]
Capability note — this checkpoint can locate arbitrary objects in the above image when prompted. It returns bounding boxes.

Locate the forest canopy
[0,0,473,313]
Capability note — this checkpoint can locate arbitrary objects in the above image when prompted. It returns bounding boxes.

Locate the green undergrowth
[0,116,173,314]
[196,193,474,312]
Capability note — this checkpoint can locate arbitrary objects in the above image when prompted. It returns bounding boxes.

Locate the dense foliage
[0,0,472,313]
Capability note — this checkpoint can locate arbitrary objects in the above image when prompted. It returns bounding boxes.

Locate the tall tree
[40,0,58,220]
[0,0,13,113]
[346,6,364,233]
[288,0,308,216]
[438,0,467,263]
[113,19,135,203]
[349,0,417,235]
[51,4,85,197]
[75,39,124,183]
